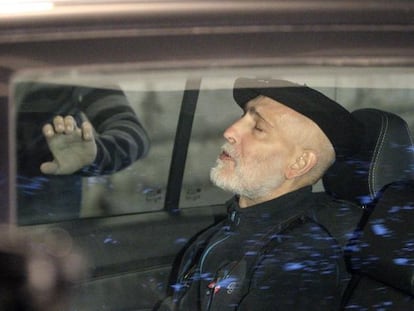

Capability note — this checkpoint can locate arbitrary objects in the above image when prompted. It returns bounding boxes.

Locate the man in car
[157,78,361,310]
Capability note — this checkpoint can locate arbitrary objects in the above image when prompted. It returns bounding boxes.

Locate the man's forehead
[246,96,320,131]
[246,96,298,117]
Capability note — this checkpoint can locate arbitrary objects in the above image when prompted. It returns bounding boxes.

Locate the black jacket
[161,187,349,311]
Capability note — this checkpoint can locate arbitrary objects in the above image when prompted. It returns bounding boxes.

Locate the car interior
[342,180,414,309]
[0,10,414,311]
[322,108,414,309]
[320,107,414,244]
[1,68,414,310]
[1,2,414,310]
[4,65,414,311]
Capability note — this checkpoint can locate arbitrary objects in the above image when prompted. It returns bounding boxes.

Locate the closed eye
[254,125,264,132]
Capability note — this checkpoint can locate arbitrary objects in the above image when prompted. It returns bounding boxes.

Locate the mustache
[220,143,239,160]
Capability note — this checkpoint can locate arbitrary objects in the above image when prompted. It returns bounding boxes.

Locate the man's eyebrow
[247,106,274,128]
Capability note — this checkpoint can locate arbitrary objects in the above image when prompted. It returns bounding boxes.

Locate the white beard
[210,144,285,200]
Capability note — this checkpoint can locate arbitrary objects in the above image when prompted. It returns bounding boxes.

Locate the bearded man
[156,78,361,311]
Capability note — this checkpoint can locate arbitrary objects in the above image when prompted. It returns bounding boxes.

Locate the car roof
[1,0,413,72]
[1,0,414,42]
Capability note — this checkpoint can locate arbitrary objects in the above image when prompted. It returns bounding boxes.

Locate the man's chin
[210,166,227,186]
[210,167,237,193]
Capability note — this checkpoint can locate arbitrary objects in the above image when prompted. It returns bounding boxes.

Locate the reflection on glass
[15,82,150,224]
[13,67,414,225]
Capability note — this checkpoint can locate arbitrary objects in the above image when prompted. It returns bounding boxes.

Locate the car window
[12,68,184,224]
[180,81,240,208]
[181,67,414,208]
[10,66,414,224]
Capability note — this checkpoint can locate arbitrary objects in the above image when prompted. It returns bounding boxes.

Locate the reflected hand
[40,114,97,175]
[0,225,86,311]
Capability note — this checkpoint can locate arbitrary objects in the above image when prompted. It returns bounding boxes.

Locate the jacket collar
[226,186,314,233]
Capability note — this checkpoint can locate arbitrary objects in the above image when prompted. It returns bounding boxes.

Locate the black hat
[233,77,362,159]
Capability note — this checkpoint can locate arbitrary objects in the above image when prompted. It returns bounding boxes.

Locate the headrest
[347,181,414,295]
[323,108,414,206]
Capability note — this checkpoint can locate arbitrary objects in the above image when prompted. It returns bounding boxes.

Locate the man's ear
[285,151,318,180]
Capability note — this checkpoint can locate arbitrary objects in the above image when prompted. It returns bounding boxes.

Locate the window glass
[12,69,185,224]
[180,77,240,208]
[181,67,414,208]
[11,66,414,222]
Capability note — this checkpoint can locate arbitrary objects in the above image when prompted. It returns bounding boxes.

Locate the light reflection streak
[0,0,54,15]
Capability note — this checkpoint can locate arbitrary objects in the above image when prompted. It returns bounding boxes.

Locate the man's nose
[223,123,237,144]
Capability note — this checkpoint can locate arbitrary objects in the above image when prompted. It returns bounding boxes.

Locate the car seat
[323,108,414,208]
[323,108,414,232]
[320,108,414,310]
[312,108,414,247]
[340,180,414,310]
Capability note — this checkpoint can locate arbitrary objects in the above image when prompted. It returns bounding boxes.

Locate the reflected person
[157,78,361,310]
[16,82,150,224]
[0,225,85,311]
